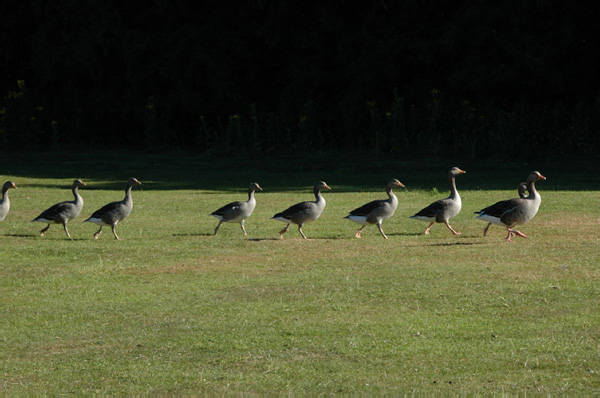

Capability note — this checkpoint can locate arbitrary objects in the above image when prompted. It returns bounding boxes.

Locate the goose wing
[347,199,385,217]
[273,201,313,219]
[88,200,125,222]
[211,201,244,217]
[475,198,522,218]
[34,201,74,221]
[411,198,447,218]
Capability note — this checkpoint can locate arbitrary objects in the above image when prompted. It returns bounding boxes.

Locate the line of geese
[0,169,546,242]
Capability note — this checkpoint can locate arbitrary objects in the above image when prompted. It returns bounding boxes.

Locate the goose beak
[12,183,18,190]
[325,184,331,190]
[459,169,466,174]
[538,174,546,180]
[397,181,405,188]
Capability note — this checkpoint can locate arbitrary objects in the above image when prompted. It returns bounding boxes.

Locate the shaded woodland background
[1,1,600,156]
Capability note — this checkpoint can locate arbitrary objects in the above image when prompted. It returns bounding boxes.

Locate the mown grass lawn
[1,151,599,393]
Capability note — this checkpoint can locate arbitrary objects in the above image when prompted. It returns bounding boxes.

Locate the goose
[271,181,331,239]
[32,179,86,238]
[410,167,466,235]
[0,181,18,221]
[344,179,405,239]
[474,182,528,236]
[498,171,546,242]
[210,182,262,236]
[83,177,141,240]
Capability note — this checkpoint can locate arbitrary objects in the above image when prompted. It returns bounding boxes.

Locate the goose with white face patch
[32,179,86,238]
[83,177,141,240]
[344,179,404,239]
[0,181,18,221]
[474,181,528,236]
[210,182,262,236]
[410,167,466,235]
[271,181,330,240]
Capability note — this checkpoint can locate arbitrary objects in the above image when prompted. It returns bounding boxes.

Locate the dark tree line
[1,1,599,156]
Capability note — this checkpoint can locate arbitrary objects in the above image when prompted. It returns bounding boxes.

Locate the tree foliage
[1,1,599,155]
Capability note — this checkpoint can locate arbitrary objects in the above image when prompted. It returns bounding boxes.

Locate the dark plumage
[271,181,331,239]
[474,182,528,236]
[498,171,546,242]
[83,177,141,240]
[31,179,86,238]
[344,179,404,239]
[210,182,262,236]
[410,167,466,235]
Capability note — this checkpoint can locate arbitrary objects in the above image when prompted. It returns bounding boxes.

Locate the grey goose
[474,181,528,236]
[498,171,546,242]
[0,181,18,221]
[271,181,331,239]
[32,179,86,238]
[410,167,466,235]
[83,177,141,240]
[210,182,262,236]
[344,179,405,239]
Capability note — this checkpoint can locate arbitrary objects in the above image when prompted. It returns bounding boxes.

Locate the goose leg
[40,224,50,236]
[355,225,366,239]
[111,225,120,240]
[505,227,513,242]
[94,227,103,239]
[377,223,388,240]
[214,220,223,236]
[424,222,434,235]
[445,222,461,235]
[483,222,491,236]
[279,224,290,239]
[508,228,528,239]
[240,220,247,236]
[63,222,72,239]
[298,225,309,240]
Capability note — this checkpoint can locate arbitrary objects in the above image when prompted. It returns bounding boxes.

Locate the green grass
[1,151,599,393]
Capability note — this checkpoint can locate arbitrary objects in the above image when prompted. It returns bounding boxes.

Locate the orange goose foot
[509,229,528,239]
[424,222,434,235]
[446,223,461,235]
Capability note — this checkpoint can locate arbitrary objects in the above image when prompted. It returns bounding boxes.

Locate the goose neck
[314,187,325,203]
[526,180,539,200]
[448,174,459,200]
[73,186,83,205]
[386,186,398,203]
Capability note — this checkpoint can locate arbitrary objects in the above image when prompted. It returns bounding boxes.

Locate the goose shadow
[423,241,483,247]
[3,233,89,241]
[3,233,38,238]
[387,232,423,237]
[172,233,213,237]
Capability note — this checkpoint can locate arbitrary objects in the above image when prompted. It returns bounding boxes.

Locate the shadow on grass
[424,241,484,247]
[2,150,599,191]
[172,233,213,237]
[3,234,38,238]
[4,233,89,241]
